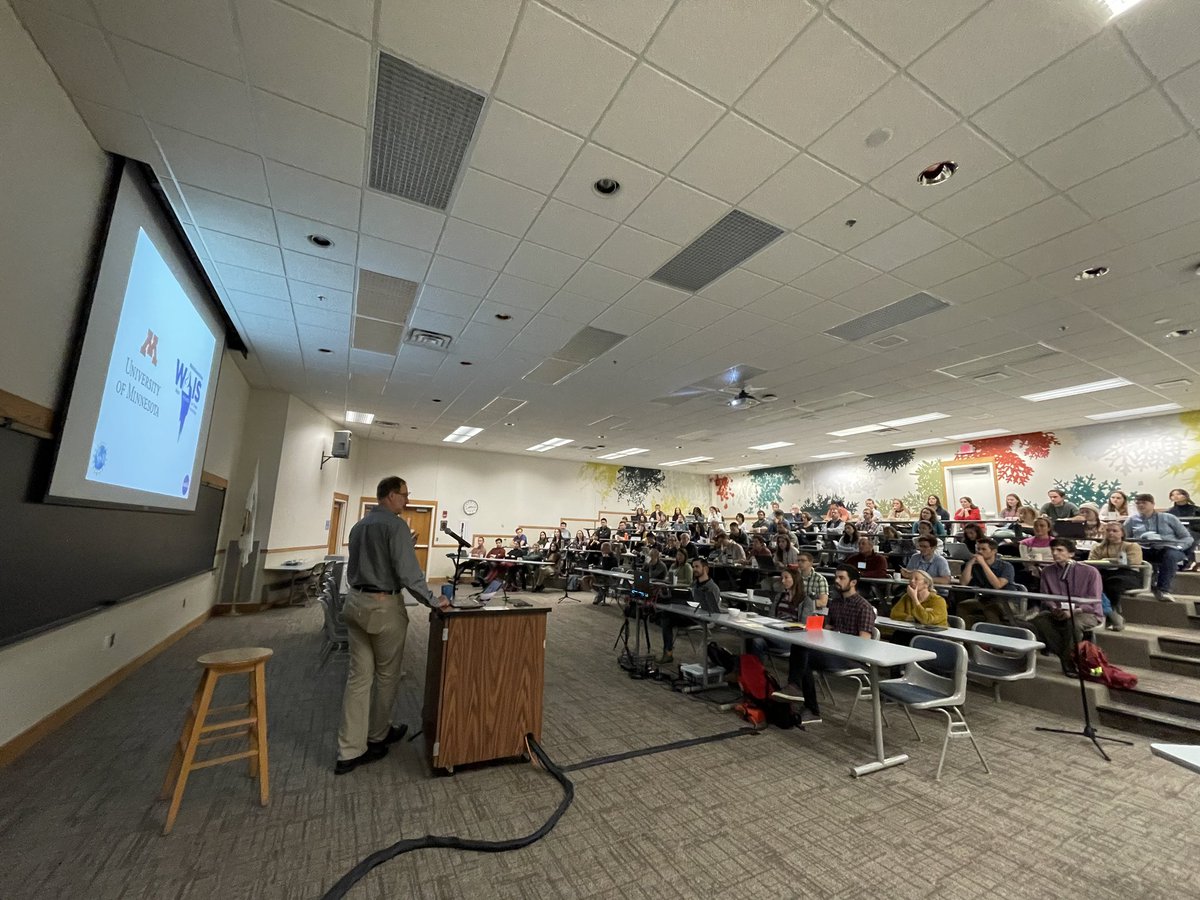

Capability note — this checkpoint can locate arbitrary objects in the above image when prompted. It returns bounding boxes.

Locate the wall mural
[580,462,706,512]
[953,432,1059,485]
[1052,475,1123,507]
[712,465,802,513]
[863,448,915,473]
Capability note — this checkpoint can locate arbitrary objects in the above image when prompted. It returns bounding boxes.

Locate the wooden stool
[160,647,272,834]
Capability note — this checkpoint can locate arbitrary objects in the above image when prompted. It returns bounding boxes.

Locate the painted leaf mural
[711,474,734,508]
[1167,411,1200,491]
[613,466,666,505]
[800,493,858,516]
[955,431,1059,485]
[1052,475,1121,507]
[864,449,915,473]
[744,465,800,510]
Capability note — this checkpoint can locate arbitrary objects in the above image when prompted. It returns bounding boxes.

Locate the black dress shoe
[367,723,408,750]
[334,743,388,775]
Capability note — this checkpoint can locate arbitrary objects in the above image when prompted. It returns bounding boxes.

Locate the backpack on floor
[1075,641,1138,690]
[707,641,737,674]
[736,653,797,729]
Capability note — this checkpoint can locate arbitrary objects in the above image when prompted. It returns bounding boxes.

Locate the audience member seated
[888,498,910,520]
[1028,539,1103,675]
[926,494,951,522]
[677,531,698,560]
[534,531,550,553]
[1167,488,1200,571]
[913,519,945,552]
[615,518,631,540]
[1077,502,1103,548]
[569,530,587,551]
[658,558,724,664]
[787,504,804,525]
[857,507,882,535]
[708,532,746,565]
[960,522,987,553]
[772,566,876,725]
[644,548,668,582]
[912,507,946,536]
[591,542,620,605]
[768,510,790,536]
[900,535,952,587]
[751,509,770,533]
[1041,489,1081,524]
[956,538,1018,627]
[506,538,529,590]
[795,512,818,538]
[1000,493,1023,521]
[823,507,845,537]
[747,534,774,568]
[954,496,982,523]
[671,508,687,531]
[469,535,486,558]
[844,535,888,580]
[1019,516,1054,561]
[795,552,829,613]
[835,522,861,553]
[483,539,509,587]
[728,521,749,548]
[632,507,647,525]
[1124,492,1194,602]
[594,518,611,540]
[772,533,799,567]
[887,570,948,637]
[1088,521,1142,631]
[1101,490,1131,523]
[669,548,693,587]
[513,527,528,549]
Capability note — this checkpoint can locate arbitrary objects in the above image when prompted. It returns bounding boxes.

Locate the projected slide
[86,228,217,499]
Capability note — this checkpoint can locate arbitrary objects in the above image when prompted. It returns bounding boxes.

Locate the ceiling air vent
[651,210,783,292]
[825,292,948,342]
[871,334,908,349]
[369,53,485,210]
[375,420,400,427]
[973,372,1009,384]
[357,270,418,323]
[406,328,453,350]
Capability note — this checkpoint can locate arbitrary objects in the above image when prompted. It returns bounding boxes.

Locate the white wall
[0,0,110,408]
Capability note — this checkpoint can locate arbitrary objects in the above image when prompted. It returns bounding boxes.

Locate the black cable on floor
[319,727,756,899]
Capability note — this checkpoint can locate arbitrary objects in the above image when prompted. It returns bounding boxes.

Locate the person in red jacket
[954,496,983,522]
[844,535,889,579]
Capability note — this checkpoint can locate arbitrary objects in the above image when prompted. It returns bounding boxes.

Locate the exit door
[402,505,433,573]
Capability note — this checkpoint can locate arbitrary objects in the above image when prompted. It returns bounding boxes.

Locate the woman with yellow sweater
[889,570,948,627]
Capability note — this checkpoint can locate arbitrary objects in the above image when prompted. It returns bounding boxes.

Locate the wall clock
[462,499,479,516]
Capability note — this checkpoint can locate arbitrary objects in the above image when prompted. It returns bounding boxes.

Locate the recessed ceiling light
[1166,328,1195,339]
[917,160,957,186]
[1085,403,1182,421]
[345,410,375,424]
[307,234,334,248]
[432,398,442,403]
[894,438,946,447]
[460,360,473,366]
[659,456,714,467]
[946,429,1010,440]
[592,177,620,196]
[596,447,649,460]
[1155,379,1191,390]
[504,421,516,426]
[827,424,889,437]
[878,412,949,427]
[1098,0,1146,17]
[443,426,483,444]
[494,313,512,321]
[748,441,795,450]
[1021,377,1131,402]
[526,437,574,452]
[317,347,333,354]
[1074,265,1109,281]
[811,451,852,460]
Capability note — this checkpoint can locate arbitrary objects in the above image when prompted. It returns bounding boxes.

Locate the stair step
[1097,701,1200,742]
[1147,651,1200,678]
[1160,636,1200,659]
[1110,684,1200,722]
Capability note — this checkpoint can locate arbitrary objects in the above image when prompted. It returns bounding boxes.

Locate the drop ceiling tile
[291,281,350,313]
[792,256,879,299]
[1007,222,1124,278]
[198,229,284,274]
[509,314,582,354]
[73,99,158,163]
[969,195,1092,258]
[809,76,958,182]
[152,126,270,204]
[293,303,351,331]
[356,236,431,283]
[425,256,499,296]
[625,179,731,246]
[435,219,519,271]
[252,89,365,185]
[1118,0,1200,79]
[698,268,781,308]
[360,191,446,251]
[282,250,355,292]
[236,0,371,125]
[612,280,689,315]
[935,261,1027,304]
[908,0,1106,114]
[831,274,917,313]
[554,144,663,221]
[418,285,483,319]
[264,160,361,231]
[670,113,797,204]
[923,163,1053,235]
[471,299,539,332]
[540,0,672,53]
[1024,89,1187,190]
[589,226,679,278]
[180,185,278,243]
[593,64,723,172]
[486,274,556,311]
[798,187,910,251]
[495,3,635,135]
[562,262,640,302]
[675,296,736,329]
[522,201,618,261]
[284,0,372,36]
[1101,178,1200,245]
[377,0,520,91]
[646,0,817,104]
[738,14,893,147]
[591,305,656,336]
[741,233,838,285]
[13,6,136,110]
[741,154,860,230]
[409,309,467,336]
[216,263,290,300]
[847,216,955,271]
[1164,62,1200,129]
[450,169,545,237]
[226,290,293,322]
[870,123,1010,212]
[972,31,1149,158]
[745,286,823,322]
[541,289,602,323]
[503,242,583,288]
[469,101,583,194]
[891,240,993,288]
[829,0,986,67]
[93,0,241,75]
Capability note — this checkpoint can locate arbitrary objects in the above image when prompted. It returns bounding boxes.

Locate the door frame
[940,456,1001,517]
[329,492,349,555]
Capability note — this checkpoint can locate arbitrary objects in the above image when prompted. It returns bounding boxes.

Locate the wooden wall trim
[0,609,211,768]
[199,470,228,490]
[0,389,55,438]
[263,543,327,554]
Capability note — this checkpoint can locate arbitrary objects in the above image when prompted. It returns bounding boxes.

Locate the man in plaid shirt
[774,565,876,724]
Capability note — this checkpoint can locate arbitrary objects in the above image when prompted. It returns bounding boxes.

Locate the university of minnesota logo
[139,329,159,366]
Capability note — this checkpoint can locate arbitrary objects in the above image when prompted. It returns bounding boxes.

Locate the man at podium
[335,476,450,775]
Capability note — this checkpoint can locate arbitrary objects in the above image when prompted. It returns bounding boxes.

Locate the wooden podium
[422,606,549,774]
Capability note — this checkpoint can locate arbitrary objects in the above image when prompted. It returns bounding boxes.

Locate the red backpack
[1075,641,1138,690]
[736,654,798,729]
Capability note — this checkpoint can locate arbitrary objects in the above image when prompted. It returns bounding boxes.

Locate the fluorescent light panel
[443,425,483,443]
[945,429,1009,440]
[1020,377,1131,402]
[1085,403,1181,421]
[894,438,947,447]
[827,424,888,437]
[659,456,714,467]
[748,441,794,450]
[345,410,375,424]
[526,437,573,452]
[596,448,649,460]
[1099,0,1145,17]
[878,412,949,427]
[811,451,852,459]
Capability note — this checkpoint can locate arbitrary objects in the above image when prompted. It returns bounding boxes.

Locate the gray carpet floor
[1,592,1197,899]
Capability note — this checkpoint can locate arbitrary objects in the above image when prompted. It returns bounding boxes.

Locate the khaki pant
[337,589,409,760]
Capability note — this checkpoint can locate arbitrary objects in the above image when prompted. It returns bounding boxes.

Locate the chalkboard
[0,426,226,646]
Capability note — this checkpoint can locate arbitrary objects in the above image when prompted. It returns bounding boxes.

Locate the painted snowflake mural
[1052,475,1122,507]
[955,431,1059,485]
[1102,433,1192,475]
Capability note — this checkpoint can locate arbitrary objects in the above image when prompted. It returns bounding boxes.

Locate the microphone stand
[1034,561,1132,761]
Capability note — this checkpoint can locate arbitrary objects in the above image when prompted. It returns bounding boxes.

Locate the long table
[657,601,935,777]
[875,617,1044,652]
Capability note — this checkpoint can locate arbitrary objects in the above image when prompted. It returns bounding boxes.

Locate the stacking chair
[825,626,880,724]
[879,636,990,781]
[302,561,327,602]
[318,591,349,668]
[946,615,966,629]
[966,622,1038,702]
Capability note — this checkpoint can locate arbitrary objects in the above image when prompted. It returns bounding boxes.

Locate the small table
[1150,743,1200,775]
[263,560,321,604]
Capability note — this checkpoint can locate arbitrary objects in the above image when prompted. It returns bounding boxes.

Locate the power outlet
[103,633,116,650]
[182,596,187,608]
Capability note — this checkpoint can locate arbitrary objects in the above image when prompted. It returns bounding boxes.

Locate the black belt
[352,585,400,594]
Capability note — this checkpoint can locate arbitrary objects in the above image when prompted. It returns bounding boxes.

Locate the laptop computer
[1053,520,1087,540]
